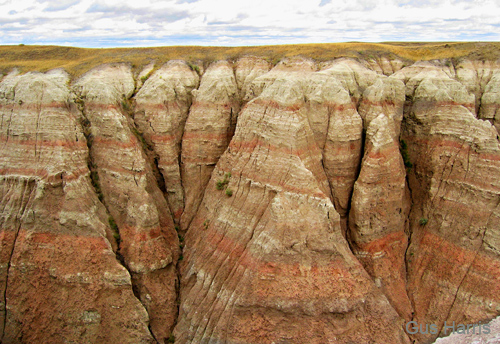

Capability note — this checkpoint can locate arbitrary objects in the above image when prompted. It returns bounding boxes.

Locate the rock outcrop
[0,70,154,343]
[174,72,408,344]
[180,61,240,230]
[134,61,199,222]
[398,64,500,343]
[1,53,500,344]
[73,65,179,342]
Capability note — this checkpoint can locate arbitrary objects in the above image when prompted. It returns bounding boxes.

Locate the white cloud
[0,0,498,46]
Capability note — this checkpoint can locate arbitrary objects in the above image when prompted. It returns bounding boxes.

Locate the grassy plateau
[0,42,499,78]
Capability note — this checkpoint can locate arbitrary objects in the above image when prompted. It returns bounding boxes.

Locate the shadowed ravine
[1,50,500,343]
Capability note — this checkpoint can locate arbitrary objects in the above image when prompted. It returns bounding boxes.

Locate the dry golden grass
[0,42,499,78]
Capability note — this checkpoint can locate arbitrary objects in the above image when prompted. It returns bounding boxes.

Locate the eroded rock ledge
[1,56,500,344]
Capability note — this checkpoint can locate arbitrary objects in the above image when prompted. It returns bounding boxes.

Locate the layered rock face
[174,61,408,343]
[1,55,500,344]
[0,70,153,343]
[395,64,500,343]
[134,61,199,222]
[180,61,240,230]
[73,65,180,342]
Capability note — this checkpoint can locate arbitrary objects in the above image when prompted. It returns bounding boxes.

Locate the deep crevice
[74,91,164,342]
[1,222,21,343]
[123,93,169,198]
[1,178,36,343]
[400,87,419,330]
[73,93,125,267]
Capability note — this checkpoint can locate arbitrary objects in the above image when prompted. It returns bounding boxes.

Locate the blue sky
[1,0,499,47]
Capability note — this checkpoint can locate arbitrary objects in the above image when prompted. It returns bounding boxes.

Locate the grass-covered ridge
[1,42,499,78]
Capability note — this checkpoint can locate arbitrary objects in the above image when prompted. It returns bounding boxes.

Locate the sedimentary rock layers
[234,57,271,103]
[0,70,153,343]
[134,61,199,222]
[480,71,500,132]
[304,65,364,224]
[2,55,500,344]
[180,61,240,230]
[349,112,412,321]
[174,74,409,344]
[73,64,179,342]
[401,68,500,342]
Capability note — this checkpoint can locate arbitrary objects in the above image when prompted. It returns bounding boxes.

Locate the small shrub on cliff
[89,170,104,202]
[215,172,232,191]
[225,188,233,197]
[167,334,175,343]
[419,218,428,226]
[216,180,225,190]
[130,126,152,151]
[108,217,120,243]
[187,62,200,74]
[108,216,118,231]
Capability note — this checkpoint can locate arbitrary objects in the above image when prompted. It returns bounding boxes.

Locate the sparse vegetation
[216,180,225,190]
[203,220,209,229]
[419,218,429,226]
[130,126,152,152]
[187,62,200,74]
[1,42,500,78]
[121,100,130,112]
[400,140,413,169]
[89,169,104,202]
[225,188,233,197]
[215,172,232,192]
[140,73,151,83]
[108,216,118,231]
[167,334,175,343]
[108,216,121,243]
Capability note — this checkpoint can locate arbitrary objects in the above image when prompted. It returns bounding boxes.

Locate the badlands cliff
[1,43,500,343]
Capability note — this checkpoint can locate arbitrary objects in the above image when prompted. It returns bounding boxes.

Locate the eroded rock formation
[1,55,500,344]
[0,70,154,343]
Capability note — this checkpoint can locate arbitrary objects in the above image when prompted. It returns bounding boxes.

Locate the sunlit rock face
[1,56,500,344]
[0,69,154,344]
